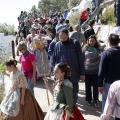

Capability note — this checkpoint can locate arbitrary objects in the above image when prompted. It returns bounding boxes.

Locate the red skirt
[62,106,84,120]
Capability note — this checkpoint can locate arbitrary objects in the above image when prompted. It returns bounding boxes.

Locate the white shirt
[101,80,120,120]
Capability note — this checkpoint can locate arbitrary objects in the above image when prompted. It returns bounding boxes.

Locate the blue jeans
[27,78,34,94]
[102,83,111,112]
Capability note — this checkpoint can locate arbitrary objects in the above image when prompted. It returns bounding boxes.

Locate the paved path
[34,79,114,120]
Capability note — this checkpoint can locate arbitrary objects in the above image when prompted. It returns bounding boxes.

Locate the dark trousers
[116,118,120,120]
[85,74,98,101]
[73,83,79,104]
[80,19,86,25]
[115,1,120,26]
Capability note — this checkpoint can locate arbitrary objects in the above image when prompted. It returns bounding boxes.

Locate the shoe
[94,100,99,107]
[87,101,92,106]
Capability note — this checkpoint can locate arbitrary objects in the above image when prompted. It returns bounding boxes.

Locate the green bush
[0,63,5,73]
[100,6,116,25]
[0,83,4,103]
[0,23,15,36]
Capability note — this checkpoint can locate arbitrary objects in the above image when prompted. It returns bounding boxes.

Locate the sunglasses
[19,48,23,52]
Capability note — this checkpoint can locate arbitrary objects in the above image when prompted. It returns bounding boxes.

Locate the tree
[81,0,115,30]
[68,0,81,9]
[38,0,69,13]
[31,5,37,12]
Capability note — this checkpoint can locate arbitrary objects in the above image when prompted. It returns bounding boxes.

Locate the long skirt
[44,106,84,120]
[0,89,44,120]
[34,49,50,77]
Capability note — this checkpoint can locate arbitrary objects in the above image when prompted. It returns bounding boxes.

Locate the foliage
[0,63,5,73]
[0,23,15,36]
[31,5,37,12]
[68,0,81,9]
[100,6,116,25]
[0,83,5,103]
[38,0,69,12]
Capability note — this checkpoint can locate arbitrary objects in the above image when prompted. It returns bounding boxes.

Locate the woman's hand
[21,99,25,106]
[2,70,7,75]
[44,79,49,89]
[31,76,36,83]
[65,115,70,120]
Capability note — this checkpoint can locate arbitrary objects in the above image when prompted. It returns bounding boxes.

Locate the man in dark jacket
[98,34,120,111]
[52,28,85,104]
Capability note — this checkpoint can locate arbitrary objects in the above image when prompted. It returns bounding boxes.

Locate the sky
[0,0,39,29]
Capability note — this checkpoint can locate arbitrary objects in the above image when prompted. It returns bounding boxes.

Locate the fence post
[15,36,19,56]
[12,40,15,59]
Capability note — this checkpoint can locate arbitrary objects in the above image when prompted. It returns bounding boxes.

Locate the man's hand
[80,75,85,81]
[98,87,104,94]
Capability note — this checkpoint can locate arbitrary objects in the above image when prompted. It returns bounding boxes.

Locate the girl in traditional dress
[32,29,50,78]
[0,59,44,120]
[26,28,37,52]
[44,62,84,120]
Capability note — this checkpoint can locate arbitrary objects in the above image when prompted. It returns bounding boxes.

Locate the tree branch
[81,0,115,31]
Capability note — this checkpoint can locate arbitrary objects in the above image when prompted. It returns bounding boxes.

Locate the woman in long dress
[31,29,50,78]
[44,62,84,120]
[0,59,44,120]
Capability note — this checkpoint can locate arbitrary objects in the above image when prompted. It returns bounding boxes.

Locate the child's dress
[0,69,44,120]
[44,79,84,120]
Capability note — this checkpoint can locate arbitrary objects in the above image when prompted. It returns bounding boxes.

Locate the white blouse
[10,70,28,89]
[101,80,120,120]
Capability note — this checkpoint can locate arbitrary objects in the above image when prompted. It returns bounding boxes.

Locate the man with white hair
[69,24,86,47]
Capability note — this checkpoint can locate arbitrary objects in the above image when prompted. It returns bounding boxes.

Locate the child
[0,59,44,120]
[44,62,84,120]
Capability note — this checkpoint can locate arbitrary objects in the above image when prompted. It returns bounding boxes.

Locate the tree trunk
[81,0,115,31]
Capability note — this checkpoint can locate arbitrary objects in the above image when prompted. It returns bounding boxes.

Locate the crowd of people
[0,3,120,120]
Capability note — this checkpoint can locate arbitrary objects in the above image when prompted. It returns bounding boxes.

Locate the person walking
[0,59,44,120]
[98,34,120,111]
[52,28,85,104]
[100,80,120,120]
[82,35,102,107]
[17,41,36,94]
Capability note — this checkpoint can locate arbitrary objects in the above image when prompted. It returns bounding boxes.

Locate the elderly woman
[32,29,50,79]
[17,41,36,94]
[82,35,102,107]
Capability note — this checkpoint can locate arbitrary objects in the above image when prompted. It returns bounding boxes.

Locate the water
[0,33,15,91]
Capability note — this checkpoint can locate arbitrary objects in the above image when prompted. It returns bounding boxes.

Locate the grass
[100,6,116,25]
[0,83,5,103]
[0,63,5,103]
[0,23,15,36]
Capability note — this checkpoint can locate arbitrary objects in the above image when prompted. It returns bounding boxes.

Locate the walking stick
[41,51,50,106]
